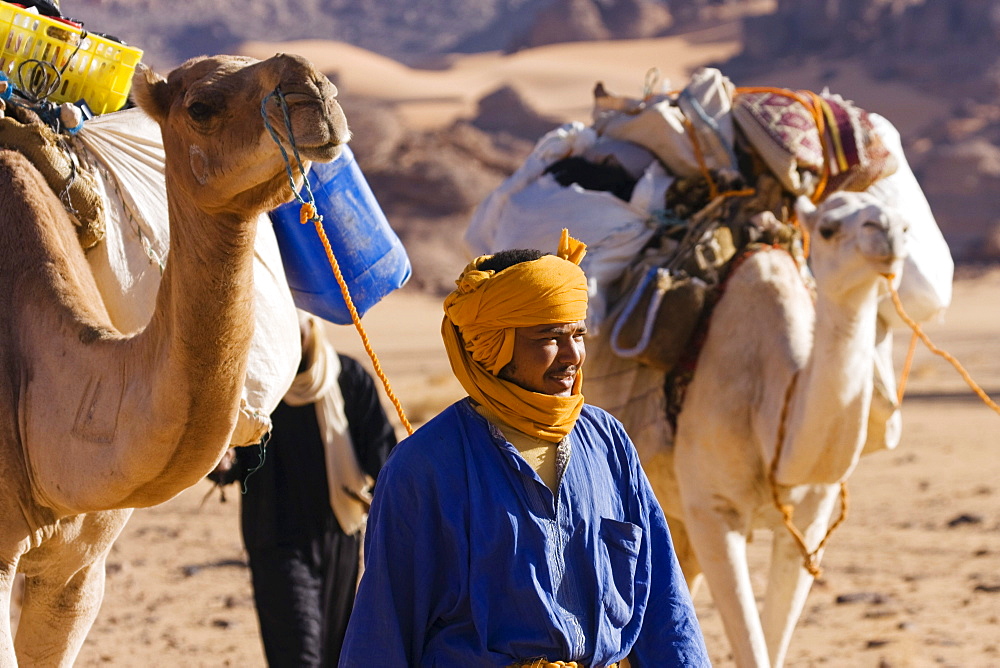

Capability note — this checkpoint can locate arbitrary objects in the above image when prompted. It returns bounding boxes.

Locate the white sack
[465,122,673,331]
[76,109,169,330]
[465,121,597,256]
[593,67,738,180]
[866,113,954,326]
[76,108,301,446]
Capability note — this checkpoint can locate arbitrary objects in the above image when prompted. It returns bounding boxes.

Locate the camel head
[131,53,350,216]
[796,191,907,299]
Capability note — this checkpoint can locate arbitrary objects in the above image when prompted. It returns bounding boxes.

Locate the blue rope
[239,431,270,495]
[0,72,12,102]
[260,88,322,223]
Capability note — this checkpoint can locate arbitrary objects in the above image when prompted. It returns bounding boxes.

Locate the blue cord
[260,88,322,223]
[0,72,12,102]
[239,432,270,495]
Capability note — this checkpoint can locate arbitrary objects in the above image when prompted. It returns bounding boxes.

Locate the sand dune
[242,29,948,137]
[243,28,744,129]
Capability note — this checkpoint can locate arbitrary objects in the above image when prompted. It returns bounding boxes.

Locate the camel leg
[9,574,22,639]
[684,502,770,667]
[0,564,14,668]
[761,485,841,668]
[14,558,106,668]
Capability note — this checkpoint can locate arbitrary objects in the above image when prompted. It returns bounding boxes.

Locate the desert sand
[71,269,1000,667]
[58,30,1000,668]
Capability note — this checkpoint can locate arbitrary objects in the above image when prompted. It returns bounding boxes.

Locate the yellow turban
[442,230,588,442]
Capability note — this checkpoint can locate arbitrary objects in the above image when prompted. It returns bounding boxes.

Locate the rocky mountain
[62,0,681,68]
[53,0,1000,290]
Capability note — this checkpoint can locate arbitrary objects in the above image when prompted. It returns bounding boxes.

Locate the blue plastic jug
[269,145,411,325]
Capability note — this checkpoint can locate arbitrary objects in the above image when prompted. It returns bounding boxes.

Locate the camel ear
[793,195,816,219]
[796,195,845,241]
[130,63,170,123]
[793,195,818,231]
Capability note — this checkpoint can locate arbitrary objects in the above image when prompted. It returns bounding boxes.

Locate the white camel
[587,190,907,666]
[0,53,348,666]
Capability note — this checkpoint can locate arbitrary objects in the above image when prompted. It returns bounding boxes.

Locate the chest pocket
[598,517,643,628]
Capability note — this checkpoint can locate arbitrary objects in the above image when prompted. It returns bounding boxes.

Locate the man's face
[498,320,587,396]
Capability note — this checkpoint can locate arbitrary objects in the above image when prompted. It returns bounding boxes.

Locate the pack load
[466,67,954,374]
[466,67,954,454]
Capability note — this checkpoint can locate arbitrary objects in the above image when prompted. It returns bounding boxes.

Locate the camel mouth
[861,231,906,270]
[297,140,344,163]
[870,254,905,275]
[264,87,349,163]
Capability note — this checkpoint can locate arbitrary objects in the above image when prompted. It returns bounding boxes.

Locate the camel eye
[818,220,840,240]
[187,101,215,121]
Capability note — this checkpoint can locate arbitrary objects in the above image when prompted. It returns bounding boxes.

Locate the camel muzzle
[260,85,348,164]
[856,212,905,260]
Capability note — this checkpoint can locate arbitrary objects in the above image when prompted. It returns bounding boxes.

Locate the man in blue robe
[340,231,710,667]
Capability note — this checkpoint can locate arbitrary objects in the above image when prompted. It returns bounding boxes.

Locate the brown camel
[0,53,348,666]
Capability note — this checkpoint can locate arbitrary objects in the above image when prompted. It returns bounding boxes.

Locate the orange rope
[896,330,919,405]
[303,203,415,436]
[884,275,1000,415]
[796,89,832,202]
[767,372,849,578]
[265,87,413,435]
[680,117,755,203]
[682,116,719,200]
[769,273,1000,575]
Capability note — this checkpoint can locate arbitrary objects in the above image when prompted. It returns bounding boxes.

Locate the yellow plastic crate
[0,2,142,114]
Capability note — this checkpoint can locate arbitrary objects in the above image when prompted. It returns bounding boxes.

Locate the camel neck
[150,198,258,373]
[777,284,880,486]
[120,202,260,506]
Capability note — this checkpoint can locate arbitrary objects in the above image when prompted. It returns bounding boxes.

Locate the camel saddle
[607,171,799,376]
[0,103,105,249]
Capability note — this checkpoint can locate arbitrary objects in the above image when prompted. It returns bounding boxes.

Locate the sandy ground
[20,30,1000,668]
[66,266,1000,668]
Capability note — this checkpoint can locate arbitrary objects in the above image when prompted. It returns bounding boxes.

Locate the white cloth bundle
[75,108,301,446]
[865,113,954,326]
[464,121,673,332]
[593,67,739,180]
[284,313,373,535]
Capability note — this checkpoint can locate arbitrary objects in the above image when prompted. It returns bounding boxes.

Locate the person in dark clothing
[225,314,397,667]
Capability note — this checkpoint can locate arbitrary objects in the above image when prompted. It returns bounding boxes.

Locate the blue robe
[340,399,710,667]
